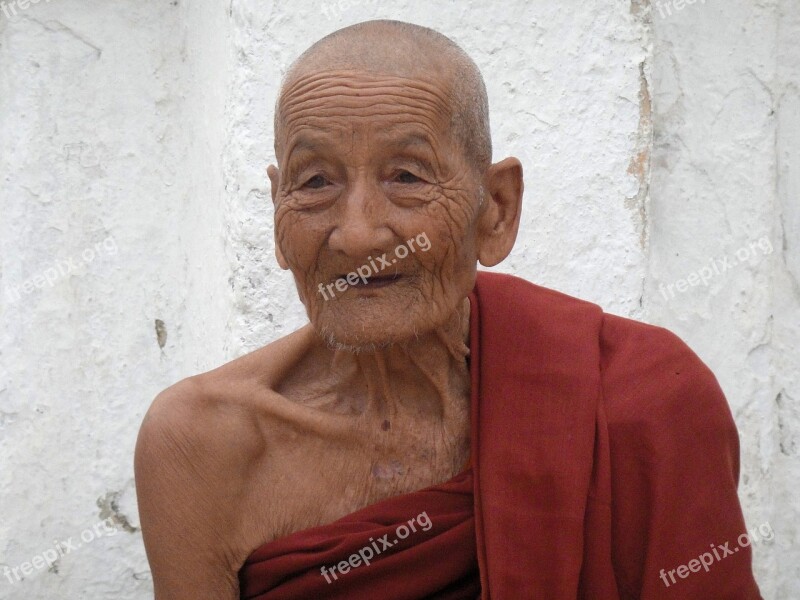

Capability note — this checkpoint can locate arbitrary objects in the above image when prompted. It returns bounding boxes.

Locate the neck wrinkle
[326,297,471,422]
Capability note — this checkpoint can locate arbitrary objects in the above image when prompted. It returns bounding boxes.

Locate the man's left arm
[599,314,762,599]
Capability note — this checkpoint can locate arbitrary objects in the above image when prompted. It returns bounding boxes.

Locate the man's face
[270,69,483,349]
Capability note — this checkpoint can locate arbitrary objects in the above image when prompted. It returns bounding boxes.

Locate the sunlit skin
[135,62,523,599]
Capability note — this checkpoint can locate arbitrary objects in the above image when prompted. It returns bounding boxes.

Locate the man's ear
[267,164,280,205]
[476,157,523,267]
[267,164,288,270]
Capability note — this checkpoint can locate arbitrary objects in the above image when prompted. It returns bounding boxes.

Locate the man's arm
[600,315,762,599]
[135,377,262,600]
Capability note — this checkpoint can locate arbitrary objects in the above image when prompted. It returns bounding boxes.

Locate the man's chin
[305,286,466,353]
[312,310,424,354]
[314,322,405,354]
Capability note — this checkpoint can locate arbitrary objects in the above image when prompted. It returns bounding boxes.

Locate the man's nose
[328,178,394,259]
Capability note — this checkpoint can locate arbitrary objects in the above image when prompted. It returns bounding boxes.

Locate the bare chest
[244,413,470,548]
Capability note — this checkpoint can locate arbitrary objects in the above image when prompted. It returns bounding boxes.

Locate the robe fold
[239,468,479,599]
[239,271,762,599]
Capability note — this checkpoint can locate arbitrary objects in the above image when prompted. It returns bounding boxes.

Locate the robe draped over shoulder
[238,271,762,599]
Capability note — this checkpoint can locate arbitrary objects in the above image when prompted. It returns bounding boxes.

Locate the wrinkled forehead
[276,70,457,156]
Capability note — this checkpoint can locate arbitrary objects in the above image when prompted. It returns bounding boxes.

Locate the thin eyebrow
[283,137,332,180]
[287,136,327,156]
[384,132,435,150]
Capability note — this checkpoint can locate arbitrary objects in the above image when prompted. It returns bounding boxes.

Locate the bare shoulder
[134,327,315,599]
[138,372,265,460]
[139,323,318,448]
[134,376,258,598]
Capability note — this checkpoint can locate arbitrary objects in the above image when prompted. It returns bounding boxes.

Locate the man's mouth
[342,273,402,288]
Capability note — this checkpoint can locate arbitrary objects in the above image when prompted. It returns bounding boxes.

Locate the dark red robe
[239,272,762,599]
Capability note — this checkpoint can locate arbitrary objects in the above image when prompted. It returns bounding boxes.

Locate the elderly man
[135,19,762,600]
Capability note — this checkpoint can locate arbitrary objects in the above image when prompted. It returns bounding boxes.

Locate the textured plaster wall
[0,1,234,597]
[647,1,799,597]
[0,0,794,598]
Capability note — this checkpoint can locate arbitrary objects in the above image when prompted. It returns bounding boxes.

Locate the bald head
[274,19,492,173]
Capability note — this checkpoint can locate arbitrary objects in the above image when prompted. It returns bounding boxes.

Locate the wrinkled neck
[327,297,471,423]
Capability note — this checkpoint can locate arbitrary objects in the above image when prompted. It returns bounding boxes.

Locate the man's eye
[394,171,422,184]
[302,175,328,189]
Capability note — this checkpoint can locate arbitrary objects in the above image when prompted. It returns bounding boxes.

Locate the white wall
[647,1,799,597]
[0,0,794,598]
